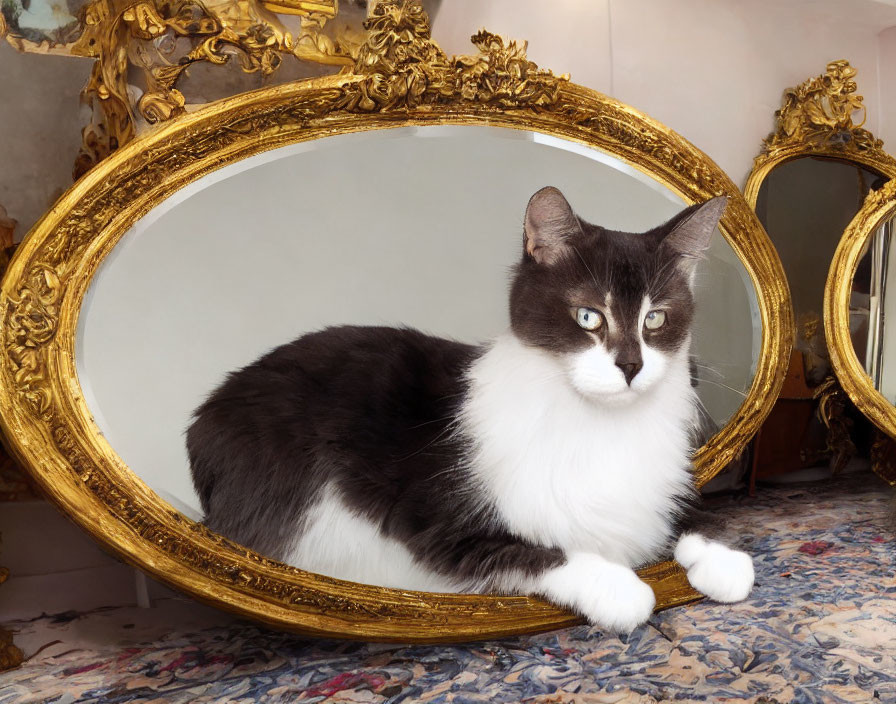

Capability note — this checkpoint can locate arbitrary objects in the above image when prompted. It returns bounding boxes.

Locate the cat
[187,186,754,632]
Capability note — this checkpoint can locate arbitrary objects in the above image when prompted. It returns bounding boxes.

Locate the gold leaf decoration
[765,60,882,154]
[338,3,566,113]
[746,60,896,211]
[62,0,350,178]
[5,265,61,419]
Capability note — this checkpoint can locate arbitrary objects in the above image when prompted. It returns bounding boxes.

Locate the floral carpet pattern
[2,476,895,703]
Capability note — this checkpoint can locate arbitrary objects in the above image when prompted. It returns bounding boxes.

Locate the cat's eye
[574,307,603,330]
[644,310,666,330]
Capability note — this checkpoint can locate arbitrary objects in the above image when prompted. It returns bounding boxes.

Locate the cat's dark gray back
[187,326,478,559]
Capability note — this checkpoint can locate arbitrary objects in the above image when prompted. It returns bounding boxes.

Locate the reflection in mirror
[77,125,760,589]
[853,214,896,403]
[756,157,887,386]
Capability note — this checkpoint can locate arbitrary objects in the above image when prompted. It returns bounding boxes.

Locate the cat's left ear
[662,196,727,264]
[523,187,584,266]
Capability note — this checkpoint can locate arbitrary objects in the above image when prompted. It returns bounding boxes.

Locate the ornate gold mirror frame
[743,60,896,484]
[0,1,792,641]
[826,180,896,480]
[744,60,896,206]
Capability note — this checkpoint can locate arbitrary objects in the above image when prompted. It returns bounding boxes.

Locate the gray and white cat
[187,186,754,632]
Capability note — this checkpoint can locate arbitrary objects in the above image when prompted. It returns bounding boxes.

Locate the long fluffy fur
[187,189,754,630]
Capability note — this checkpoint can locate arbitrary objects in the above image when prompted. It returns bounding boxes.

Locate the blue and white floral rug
[2,475,895,703]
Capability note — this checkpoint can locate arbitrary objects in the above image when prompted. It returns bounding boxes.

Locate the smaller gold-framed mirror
[826,179,896,479]
[744,61,896,336]
[744,60,896,484]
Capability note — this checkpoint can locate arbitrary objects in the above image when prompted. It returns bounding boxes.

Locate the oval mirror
[0,7,790,640]
[827,179,896,469]
[744,61,896,355]
[753,157,887,346]
[744,60,896,484]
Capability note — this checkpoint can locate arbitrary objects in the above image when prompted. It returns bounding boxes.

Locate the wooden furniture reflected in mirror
[744,60,896,486]
[749,350,816,491]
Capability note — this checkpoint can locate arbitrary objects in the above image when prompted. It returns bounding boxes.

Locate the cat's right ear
[524,187,583,265]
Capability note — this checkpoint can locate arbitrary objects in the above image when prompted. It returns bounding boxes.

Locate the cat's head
[509,186,726,406]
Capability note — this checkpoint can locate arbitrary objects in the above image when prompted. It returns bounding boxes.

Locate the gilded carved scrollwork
[1,0,357,178]
[0,0,792,641]
[745,60,896,207]
[765,60,882,155]
[5,265,60,420]
[338,2,565,113]
[812,374,857,474]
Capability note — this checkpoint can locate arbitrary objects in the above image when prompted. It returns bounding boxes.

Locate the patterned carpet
[2,475,895,704]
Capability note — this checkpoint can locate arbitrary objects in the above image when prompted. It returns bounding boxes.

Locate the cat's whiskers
[405,415,460,431]
[649,258,681,296]
[571,244,600,290]
[693,396,714,422]
[691,361,725,379]
[691,376,748,398]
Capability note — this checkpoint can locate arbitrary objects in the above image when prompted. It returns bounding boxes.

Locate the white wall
[434,0,896,188]
[877,24,896,149]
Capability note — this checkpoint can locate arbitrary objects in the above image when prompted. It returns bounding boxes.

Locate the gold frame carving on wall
[744,60,896,207]
[0,0,792,641]
[69,0,362,178]
[0,0,363,179]
[826,179,896,483]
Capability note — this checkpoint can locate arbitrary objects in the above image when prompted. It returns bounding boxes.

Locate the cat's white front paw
[540,553,656,632]
[675,533,754,603]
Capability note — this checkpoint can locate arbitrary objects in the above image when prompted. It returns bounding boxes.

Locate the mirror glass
[76,125,760,554]
[756,156,888,385]
[851,214,896,404]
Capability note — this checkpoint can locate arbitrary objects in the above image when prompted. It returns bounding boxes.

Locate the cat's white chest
[463,334,695,567]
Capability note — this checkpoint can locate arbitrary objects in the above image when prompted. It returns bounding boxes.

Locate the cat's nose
[615,360,643,385]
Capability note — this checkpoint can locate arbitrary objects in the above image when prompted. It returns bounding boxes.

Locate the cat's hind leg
[674,533,754,603]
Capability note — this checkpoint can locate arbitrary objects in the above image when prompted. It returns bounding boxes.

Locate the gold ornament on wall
[745,60,896,207]
[0,0,793,641]
[337,2,565,113]
[70,0,364,177]
[0,0,364,179]
[766,60,882,154]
